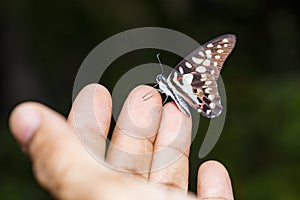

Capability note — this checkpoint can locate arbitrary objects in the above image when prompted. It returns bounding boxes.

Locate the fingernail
[10,106,41,148]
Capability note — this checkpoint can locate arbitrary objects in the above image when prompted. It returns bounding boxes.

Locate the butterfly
[155,34,236,118]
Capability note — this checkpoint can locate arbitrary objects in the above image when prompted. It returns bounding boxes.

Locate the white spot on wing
[223,38,229,43]
[208,94,215,100]
[224,44,228,47]
[217,45,222,48]
[205,81,212,85]
[214,61,218,66]
[199,51,205,57]
[185,62,193,68]
[215,55,221,59]
[206,110,212,115]
[192,57,203,64]
[217,49,224,53]
[211,70,215,75]
[202,59,211,66]
[182,73,193,84]
[205,88,212,93]
[196,66,206,73]
[205,50,212,55]
[207,43,213,47]
[179,67,184,74]
[209,103,216,109]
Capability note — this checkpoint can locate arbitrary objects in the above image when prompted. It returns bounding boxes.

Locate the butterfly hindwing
[166,34,236,118]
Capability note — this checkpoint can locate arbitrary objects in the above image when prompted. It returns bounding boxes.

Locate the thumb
[9,102,109,199]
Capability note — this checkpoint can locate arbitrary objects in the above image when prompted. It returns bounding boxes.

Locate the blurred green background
[0,0,299,199]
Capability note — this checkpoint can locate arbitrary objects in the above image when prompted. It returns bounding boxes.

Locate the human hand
[9,84,234,200]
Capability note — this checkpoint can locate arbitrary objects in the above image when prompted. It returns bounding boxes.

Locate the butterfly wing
[166,34,236,118]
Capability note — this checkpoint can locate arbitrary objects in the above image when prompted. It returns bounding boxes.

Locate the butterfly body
[156,74,191,116]
[156,34,236,118]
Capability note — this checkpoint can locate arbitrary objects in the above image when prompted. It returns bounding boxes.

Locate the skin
[9,84,234,200]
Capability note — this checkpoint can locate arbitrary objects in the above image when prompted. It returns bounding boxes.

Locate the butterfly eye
[193,88,198,93]
[156,74,162,82]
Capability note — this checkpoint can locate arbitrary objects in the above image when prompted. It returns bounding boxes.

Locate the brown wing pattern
[167,34,236,118]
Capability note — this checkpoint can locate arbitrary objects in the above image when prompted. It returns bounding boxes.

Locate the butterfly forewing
[166,34,236,118]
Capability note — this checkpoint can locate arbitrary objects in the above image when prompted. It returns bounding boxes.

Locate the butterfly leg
[162,95,169,105]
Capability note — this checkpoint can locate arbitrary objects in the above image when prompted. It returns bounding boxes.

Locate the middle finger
[106,85,162,180]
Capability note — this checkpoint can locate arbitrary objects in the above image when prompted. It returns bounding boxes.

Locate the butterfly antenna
[156,53,164,75]
[142,53,163,102]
